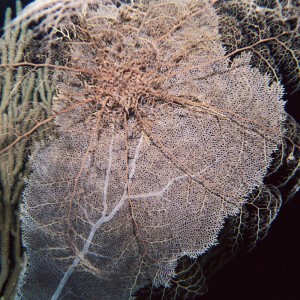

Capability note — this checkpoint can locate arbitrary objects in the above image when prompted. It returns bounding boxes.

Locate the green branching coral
[0,2,57,298]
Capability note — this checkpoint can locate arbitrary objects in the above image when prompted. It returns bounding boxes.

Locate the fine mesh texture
[17,0,286,299]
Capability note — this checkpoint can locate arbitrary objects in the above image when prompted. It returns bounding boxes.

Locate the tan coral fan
[16,0,285,299]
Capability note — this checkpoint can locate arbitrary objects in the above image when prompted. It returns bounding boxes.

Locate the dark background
[0,1,299,299]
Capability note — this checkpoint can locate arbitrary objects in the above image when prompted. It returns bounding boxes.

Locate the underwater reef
[0,0,299,299]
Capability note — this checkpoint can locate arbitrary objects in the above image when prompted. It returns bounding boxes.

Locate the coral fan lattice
[9,1,286,299]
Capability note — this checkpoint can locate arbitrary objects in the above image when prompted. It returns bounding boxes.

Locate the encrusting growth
[0,0,297,299]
